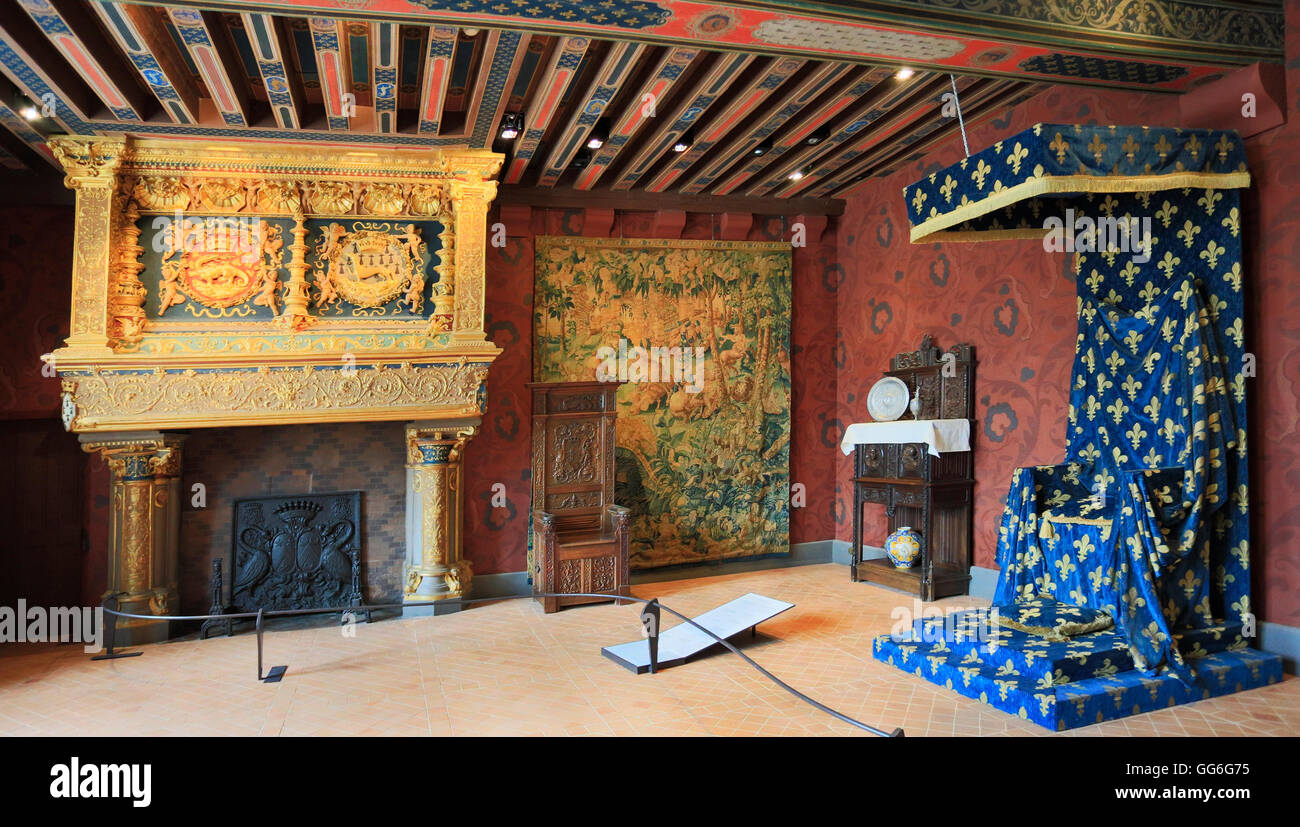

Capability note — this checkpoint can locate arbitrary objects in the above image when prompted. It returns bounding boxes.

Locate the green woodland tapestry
[533,236,792,568]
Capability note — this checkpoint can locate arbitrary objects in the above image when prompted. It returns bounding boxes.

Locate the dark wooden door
[0,419,85,610]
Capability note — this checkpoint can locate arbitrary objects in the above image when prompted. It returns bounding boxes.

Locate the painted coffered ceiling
[0,0,1283,201]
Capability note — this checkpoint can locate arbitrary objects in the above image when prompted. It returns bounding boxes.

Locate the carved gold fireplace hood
[46,135,503,433]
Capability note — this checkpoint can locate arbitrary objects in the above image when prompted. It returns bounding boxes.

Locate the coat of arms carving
[312,221,428,313]
[157,218,284,315]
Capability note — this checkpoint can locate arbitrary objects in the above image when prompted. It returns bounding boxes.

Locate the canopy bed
[872,123,1283,730]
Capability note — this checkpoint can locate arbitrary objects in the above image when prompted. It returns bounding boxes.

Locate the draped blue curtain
[994,187,1248,681]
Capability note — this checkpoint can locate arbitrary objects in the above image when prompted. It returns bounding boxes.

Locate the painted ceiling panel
[0,1,1262,198]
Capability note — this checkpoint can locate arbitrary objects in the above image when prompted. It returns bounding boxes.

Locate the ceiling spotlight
[571,146,592,169]
[15,93,39,121]
[787,168,806,181]
[499,111,523,140]
[895,67,915,81]
[805,125,831,146]
[586,118,610,150]
[751,139,773,156]
[672,129,694,153]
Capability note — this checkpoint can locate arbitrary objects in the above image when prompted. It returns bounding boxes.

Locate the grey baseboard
[1260,621,1300,674]
[968,566,998,601]
[470,570,530,600]
[630,540,851,585]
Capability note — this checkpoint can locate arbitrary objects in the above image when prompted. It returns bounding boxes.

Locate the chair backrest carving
[528,381,622,536]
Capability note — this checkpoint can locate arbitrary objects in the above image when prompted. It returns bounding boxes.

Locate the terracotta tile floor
[1,564,1296,737]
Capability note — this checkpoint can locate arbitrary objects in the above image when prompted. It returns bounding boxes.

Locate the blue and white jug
[885,526,922,568]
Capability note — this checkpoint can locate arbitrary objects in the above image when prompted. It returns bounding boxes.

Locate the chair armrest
[534,510,556,538]
[606,504,630,535]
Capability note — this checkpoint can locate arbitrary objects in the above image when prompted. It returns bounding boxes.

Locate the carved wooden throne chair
[528,381,630,613]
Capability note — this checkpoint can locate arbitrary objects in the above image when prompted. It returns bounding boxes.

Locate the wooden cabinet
[528,381,630,613]
[849,337,975,601]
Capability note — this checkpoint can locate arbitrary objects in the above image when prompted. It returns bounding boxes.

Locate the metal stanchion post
[642,598,661,675]
[91,593,142,661]
[256,608,287,683]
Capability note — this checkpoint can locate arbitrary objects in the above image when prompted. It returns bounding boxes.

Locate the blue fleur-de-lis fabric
[904,125,1251,684]
[904,123,1249,242]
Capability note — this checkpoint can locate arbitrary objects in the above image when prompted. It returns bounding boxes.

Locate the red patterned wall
[0,206,73,419]
[835,21,1300,626]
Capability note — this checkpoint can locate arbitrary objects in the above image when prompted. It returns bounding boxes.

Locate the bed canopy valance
[903,123,1250,242]
[902,123,1253,683]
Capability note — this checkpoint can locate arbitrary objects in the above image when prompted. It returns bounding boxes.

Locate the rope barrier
[94,590,903,737]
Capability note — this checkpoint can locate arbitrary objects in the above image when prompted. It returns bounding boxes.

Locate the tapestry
[532,236,792,568]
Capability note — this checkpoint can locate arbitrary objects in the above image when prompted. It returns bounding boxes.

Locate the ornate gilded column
[279,206,313,331]
[79,432,185,645]
[448,178,497,347]
[403,420,479,614]
[49,137,127,360]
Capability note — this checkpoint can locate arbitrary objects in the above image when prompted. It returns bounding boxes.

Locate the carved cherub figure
[401,276,424,315]
[317,222,347,260]
[259,221,284,264]
[314,273,341,309]
[254,272,280,316]
[158,266,185,315]
[397,223,424,261]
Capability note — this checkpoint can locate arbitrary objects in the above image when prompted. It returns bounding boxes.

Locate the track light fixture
[787,168,806,181]
[672,128,694,153]
[499,111,524,140]
[752,139,773,156]
[895,67,915,80]
[805,125,830,146]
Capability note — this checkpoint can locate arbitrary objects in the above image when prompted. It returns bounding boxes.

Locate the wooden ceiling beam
[165,7,253,126]
[416,25,456,134]
[0,2,103,124]
[572,45,703,191]
[240,12,304,129]
[371,20,399,133]
[641,56,803,194]
[606,51,756,191]
[308,17,351,130]
[707,65,877,196]
[496,183,844,217]
[93,1,201,124]
[675,62,852,195]
[18,0,152,122]
[535,40,643,188]
[503,35,590,184]
[465,30,532,148]
[744,66,919,196]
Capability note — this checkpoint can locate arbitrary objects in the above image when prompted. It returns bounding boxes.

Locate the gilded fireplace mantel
[45,135,503,433]
[45,136,505,632]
